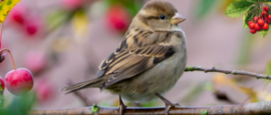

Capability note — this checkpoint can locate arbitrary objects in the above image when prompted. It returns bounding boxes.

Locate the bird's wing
[96,29,177,88]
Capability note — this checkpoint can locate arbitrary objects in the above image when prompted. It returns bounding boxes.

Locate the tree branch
[185,66,271,80]
[30,101,271,115]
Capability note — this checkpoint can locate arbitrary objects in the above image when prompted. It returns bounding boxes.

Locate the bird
[62,0,186,115]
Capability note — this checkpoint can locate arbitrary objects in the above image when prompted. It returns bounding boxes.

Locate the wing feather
[96,28,176,88]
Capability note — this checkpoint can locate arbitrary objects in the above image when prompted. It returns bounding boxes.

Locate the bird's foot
[155,93,180,115]
[119,95,127,115]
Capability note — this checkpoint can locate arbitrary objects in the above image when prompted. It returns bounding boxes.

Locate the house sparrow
[62,0,186,115]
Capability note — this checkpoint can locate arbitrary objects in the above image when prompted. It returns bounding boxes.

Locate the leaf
[201,110,208,115]
[259,29,269,38]
[195,0,218,18]
[243,6,255,28]
[91,104,99,114]
[46,10,72,31]
[266,59,271,76]
[0,0,21,23]
[212,73,259,102]
[72,9,89,44]
[225,1,253,18]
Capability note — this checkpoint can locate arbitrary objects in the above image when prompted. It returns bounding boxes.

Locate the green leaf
[266,60,271,75]
[259,29,269,38]
[195,0,218,18]
[243,6,255,28]
[201,110,208,115]
[91,104,99,114]
[225,1,253,18]
[5,92,36,115]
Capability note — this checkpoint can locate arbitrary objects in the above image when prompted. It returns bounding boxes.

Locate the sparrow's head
[132,0,185,30]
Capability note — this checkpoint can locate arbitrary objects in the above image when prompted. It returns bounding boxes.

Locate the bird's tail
[62,78,104,94]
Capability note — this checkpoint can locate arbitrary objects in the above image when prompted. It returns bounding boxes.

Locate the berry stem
[0,23,3,49]
[0,49,17,70]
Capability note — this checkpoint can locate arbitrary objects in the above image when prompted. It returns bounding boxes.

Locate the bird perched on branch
[62,0,186,115]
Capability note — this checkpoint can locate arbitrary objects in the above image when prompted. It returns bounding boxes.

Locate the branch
[30,101,271,115]
[185,66,271,80]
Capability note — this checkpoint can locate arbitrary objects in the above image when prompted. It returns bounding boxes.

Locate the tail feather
[62,78,104,94]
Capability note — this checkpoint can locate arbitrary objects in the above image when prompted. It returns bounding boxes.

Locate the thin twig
[185,66,271,80]
[30,101,271,115]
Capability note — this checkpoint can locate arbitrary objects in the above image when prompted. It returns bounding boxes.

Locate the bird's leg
[155,93,180,115]
[119,95,127,115]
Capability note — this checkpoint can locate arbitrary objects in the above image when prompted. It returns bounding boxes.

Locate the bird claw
[155,93,181,115]
[119,95,127,115]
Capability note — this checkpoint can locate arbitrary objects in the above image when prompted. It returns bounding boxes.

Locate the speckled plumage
[63,0,186,103]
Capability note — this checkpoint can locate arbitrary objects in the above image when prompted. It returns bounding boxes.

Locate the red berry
[268,15,271,20]
[258,19,265,26]
[24,51,47,73]
[263,6,269,12]
[248,21,253,25]
[262,11,268,17]
[267,20,271,24]
[4,68,34,95]
[255,23,261,31]
[262,23,269,30]
[250,29,256,34]
[253,16,259,22]
[0,77,5,92]
[249,22,255,29]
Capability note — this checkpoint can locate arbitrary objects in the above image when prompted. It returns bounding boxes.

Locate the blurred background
[1,0,271,109]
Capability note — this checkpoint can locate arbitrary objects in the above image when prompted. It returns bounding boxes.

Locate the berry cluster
[248,6,271,34]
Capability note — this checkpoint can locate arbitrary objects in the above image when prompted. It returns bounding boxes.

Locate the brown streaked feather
[62,77,104,94]
[96,28,176,88]
[97,29,173,77]
[102,44,175,88]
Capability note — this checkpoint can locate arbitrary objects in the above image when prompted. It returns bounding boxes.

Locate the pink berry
[8,4,26,25]
[62,0,84,10]
[107,5,130,31]
[34,79,55,103]
[5,68,34,95]
[24,51,47,73]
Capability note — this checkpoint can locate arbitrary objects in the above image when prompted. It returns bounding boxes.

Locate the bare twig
[30,101,271,115]
[185,66,271,80]
[67,80,92,106]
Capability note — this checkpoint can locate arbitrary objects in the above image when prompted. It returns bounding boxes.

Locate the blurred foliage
[195,0,219,18]
[212,73,271,103]
[106,0,142,16]
[236,33,254,65]
[0,92,36,115]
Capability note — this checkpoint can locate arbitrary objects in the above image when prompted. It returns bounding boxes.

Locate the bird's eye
[159,15,165,19]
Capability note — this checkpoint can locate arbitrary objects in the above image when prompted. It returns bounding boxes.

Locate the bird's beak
[170,13,185,25]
